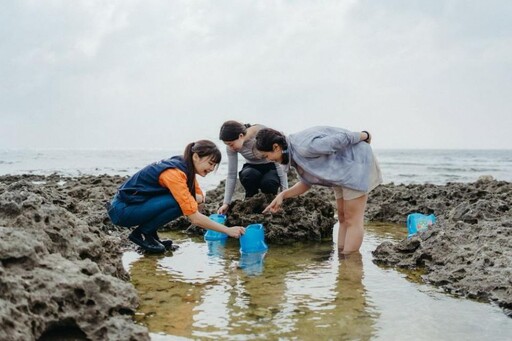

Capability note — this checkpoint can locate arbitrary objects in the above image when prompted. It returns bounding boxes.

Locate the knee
[108,201,122,225]
[343,211,363,226]
[260,178,279,194]
[239,168,260,185]
[108,211,120,225]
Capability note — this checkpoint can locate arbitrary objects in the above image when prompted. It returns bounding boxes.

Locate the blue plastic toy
[240,223,268,253]
[204,214,228,241]
[407,213,436,237]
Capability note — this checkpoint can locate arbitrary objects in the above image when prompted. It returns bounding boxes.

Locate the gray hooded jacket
[287,126,376,192]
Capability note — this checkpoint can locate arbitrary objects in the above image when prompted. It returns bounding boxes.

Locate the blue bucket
[240,224,268,253]
[407,213,436,237]
[204,214,228,241]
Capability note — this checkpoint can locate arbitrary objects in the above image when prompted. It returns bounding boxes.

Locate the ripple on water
[123,224,512,340]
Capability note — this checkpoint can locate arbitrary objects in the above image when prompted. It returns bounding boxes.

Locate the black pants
[239,163,280,198]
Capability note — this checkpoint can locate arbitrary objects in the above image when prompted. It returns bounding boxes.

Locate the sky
[1,0,511,150]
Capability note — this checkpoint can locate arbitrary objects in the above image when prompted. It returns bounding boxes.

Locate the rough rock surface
[0,175,149,341]
[367,177,512,317]
[1,171,510,339]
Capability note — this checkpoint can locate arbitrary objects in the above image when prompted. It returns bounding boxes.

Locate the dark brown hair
[183,140,221,196]
[219,120,251,142]
[255,128,289,164]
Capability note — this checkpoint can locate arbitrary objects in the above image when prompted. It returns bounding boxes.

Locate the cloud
[1,0,511,149]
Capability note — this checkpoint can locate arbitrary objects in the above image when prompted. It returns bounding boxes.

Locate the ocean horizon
[1,148,511,191]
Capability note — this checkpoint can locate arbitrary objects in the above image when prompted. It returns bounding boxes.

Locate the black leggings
[239,163,280,198]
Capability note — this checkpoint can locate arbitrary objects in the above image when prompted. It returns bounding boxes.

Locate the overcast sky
[1,0,511,150]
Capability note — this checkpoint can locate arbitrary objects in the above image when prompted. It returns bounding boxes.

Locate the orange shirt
[158,168,203,216]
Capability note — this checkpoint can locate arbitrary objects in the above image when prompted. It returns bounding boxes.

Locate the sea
[0,149,511,190]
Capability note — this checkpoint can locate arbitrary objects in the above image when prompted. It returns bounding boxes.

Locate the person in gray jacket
[217,121,288,215]
[255,126,382,253]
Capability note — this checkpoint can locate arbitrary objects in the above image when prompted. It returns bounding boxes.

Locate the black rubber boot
[128,228,165,253]
[151,231,179,251]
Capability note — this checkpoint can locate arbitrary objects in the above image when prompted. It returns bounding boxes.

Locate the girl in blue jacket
[108,140,245,253]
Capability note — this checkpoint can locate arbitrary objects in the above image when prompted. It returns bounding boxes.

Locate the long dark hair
[183,140,222,196]
[255,128,289,164]
[219,120,251,142]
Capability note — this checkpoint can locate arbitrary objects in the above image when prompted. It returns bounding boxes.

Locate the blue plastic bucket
[204,214,228,241]
[240,223,268,253]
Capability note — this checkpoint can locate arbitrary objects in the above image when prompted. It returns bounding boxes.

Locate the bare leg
[341,194,368,254]
[336,198,347,251]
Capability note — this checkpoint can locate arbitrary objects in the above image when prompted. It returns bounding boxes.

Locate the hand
[227,226,245,238]
[218,203,229,215]
[196,194,205,204]
[362,131,372,144]
[263,193,284,214]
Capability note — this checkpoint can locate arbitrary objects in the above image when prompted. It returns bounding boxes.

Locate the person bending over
[107,140,245,253]
[255,126,382,254]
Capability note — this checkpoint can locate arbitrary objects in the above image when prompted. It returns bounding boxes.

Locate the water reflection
[126,225,512,340]
[128,236,377,339]
[205,239,227,258]
[238,251,266,276]
[274,250,376,339]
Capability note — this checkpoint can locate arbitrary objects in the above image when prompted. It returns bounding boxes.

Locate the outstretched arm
[263,181,311,214]
[188,211,245,238]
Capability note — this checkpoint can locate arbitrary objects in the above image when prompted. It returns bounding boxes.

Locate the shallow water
[123,224,512,340]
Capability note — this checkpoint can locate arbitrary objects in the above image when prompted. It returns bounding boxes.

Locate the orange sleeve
[158,168,198,216]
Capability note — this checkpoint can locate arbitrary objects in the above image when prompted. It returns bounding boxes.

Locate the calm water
[123,224,512,340]
[1,149,512,190]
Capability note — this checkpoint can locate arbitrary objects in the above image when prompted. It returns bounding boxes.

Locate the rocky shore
[368,176,512,317]
[0,173,510,340]
[0,174,149,341]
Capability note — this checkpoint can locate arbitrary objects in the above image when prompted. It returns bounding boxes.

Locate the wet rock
[227,192,336,243]
[165,171,336,243]
[0,175,148,340]
[369,178,512,317]
[449,203,472,222]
